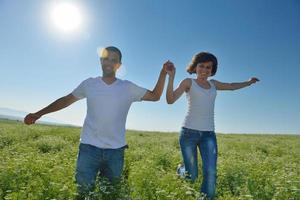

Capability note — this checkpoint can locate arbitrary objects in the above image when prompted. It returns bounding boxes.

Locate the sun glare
[51,2,82,33]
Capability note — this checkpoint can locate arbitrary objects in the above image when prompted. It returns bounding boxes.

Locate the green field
[0,119,299,199]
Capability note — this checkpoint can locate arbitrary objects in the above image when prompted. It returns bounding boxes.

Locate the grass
[0,119,299,199]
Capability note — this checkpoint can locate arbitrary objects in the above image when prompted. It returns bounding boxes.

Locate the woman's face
[195,61,213,79]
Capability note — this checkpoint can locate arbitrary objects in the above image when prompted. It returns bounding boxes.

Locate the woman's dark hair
[186,52,218,76]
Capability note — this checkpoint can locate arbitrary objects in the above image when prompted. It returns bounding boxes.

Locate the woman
[165,52,259,199]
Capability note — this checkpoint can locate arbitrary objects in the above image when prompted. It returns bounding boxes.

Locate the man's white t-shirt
[72,77,147,149]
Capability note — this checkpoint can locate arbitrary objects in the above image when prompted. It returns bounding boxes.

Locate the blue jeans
[179,127,218,200]
[75,143,125,199]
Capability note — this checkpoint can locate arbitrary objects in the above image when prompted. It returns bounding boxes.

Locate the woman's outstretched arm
[212,77,259,91]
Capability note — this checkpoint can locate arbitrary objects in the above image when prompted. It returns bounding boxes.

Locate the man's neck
[101,75,117,85]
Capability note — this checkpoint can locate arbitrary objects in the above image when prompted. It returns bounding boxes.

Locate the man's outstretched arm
[141,61,169,101]
[24,93,79,125]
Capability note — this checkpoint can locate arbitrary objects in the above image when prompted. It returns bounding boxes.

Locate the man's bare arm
[24,93,79,125]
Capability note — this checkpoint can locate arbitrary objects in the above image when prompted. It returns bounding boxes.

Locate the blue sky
[1,0,299,134]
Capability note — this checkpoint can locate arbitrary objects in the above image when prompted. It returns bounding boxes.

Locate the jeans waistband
[181,127,215,134]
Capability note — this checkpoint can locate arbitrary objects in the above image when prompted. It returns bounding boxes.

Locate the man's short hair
[101,46,122,63]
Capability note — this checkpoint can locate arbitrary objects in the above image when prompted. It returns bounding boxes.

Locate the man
[24,46,169,199]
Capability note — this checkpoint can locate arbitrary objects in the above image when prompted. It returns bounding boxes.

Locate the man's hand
[163,60,176,77]
[24,113,41,125]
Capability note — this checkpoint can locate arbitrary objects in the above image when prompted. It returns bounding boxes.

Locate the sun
[50,2,82,33]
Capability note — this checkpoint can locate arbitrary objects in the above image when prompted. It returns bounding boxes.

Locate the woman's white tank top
[182,79,217,131]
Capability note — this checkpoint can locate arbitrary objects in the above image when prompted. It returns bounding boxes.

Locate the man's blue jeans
[75,143,125,198]
[179,127,218,199]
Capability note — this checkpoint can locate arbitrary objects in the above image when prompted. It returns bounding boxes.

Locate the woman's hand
[248,77,260,85]
[163,60,176,77]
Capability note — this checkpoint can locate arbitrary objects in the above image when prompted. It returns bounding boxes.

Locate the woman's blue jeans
[179,127,218,199]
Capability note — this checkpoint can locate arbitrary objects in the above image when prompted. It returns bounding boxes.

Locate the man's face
[100,50,121,77]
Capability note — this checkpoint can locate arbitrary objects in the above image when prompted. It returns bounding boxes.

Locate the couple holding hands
[24,46,259,199]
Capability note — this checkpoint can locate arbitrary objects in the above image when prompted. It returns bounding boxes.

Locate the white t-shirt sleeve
[72,79,89,99]
[127,81,148,102]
